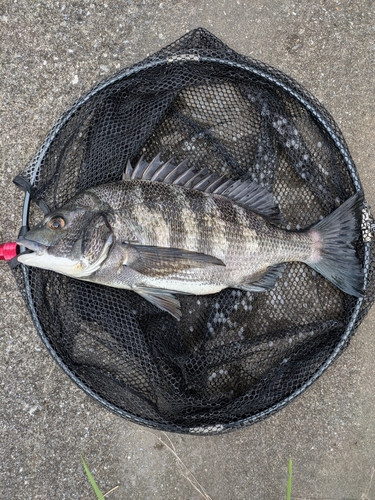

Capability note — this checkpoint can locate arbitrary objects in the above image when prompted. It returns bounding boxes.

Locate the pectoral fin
[237,263,285,292]
[134,287,182,319]
[122,244,225,277]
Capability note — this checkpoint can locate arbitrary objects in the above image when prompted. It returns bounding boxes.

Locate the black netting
[11,28,375,434]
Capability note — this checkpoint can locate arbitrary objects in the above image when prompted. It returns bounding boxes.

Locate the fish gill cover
[11,28,375,434]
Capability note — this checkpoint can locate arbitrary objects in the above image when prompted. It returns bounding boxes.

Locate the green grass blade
[81,456,106,500]
[286,458,292,500]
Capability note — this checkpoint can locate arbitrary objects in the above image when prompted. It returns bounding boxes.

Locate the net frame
[10,28,375,434]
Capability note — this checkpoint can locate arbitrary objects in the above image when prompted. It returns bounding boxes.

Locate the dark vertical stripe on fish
[165,187,187,249]
[185,189,213,256]
[213,195,240,227]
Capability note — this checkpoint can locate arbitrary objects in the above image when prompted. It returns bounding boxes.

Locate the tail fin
[305,191,364,297]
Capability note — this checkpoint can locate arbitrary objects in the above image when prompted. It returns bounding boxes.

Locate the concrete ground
[1,1,375,499]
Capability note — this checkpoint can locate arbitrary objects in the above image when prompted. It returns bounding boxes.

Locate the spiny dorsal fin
[123,155,282,224]
[123,160,133,180]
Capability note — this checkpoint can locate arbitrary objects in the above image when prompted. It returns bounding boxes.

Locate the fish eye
[49,216,66,230]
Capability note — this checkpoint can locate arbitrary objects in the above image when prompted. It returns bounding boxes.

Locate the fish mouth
[17,236,48,256]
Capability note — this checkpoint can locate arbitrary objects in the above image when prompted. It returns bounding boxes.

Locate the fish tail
[305,191,364,297]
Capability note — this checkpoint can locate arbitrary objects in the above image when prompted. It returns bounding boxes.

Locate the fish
[17,155,364,319]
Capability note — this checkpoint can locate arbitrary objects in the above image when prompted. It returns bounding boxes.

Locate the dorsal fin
[123,160,134,180]
[123,155,282,224]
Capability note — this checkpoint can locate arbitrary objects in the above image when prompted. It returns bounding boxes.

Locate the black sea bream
[17,155,364,319]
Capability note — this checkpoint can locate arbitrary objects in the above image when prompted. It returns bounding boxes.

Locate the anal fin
[237,263,285,292]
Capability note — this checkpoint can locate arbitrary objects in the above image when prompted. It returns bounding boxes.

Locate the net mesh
[11,28,375,434]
